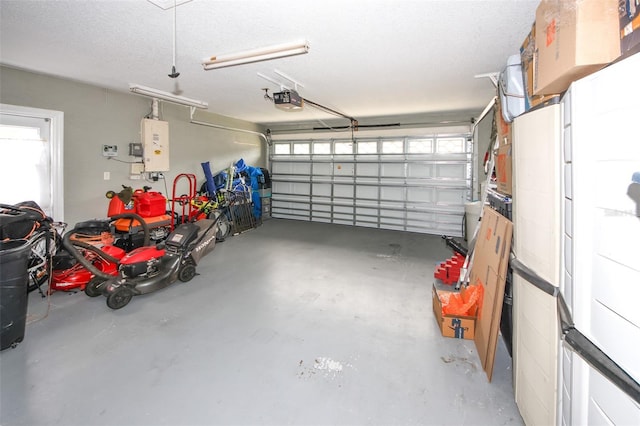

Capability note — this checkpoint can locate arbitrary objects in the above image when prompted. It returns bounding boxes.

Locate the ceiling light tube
[202,40,309,70]
[129,84,208,109]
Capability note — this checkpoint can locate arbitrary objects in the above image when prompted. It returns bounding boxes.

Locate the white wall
[0,66,266,227]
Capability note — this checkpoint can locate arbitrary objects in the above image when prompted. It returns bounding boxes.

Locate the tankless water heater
[142,118,169,172]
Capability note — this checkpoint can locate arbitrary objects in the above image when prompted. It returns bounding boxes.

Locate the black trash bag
[0,201,49,240]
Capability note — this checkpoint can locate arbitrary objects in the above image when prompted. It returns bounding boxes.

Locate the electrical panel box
[129,142,143,157]
[141,119,170,172]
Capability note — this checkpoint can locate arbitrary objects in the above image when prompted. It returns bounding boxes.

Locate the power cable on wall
[107,157,140,165]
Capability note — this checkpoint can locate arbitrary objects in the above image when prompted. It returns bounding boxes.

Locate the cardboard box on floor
[470,206,513,382]
[431,206,513,382]
[432,284,477,340]
[534,0,620,96]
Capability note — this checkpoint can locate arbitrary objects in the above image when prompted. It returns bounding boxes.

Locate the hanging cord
[168,0,180,78]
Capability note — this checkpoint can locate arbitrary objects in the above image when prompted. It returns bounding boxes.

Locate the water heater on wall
[142,118,170,172]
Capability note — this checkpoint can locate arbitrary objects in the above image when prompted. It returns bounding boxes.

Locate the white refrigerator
[512,52,640,425]
[560,51,640,425]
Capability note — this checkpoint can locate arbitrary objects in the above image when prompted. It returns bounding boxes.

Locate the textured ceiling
[0,0,538,127]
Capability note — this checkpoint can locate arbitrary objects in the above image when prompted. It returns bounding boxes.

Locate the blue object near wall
[201,161,216,196]
[246,166,263,219]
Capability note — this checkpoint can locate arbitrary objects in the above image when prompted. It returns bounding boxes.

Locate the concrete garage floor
[1,218,523,426]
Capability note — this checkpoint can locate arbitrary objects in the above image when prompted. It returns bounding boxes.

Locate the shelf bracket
[474,72,500,89]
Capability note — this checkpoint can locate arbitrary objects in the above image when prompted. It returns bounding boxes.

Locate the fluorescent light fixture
[202,40,309,70]
[129,84,208,109]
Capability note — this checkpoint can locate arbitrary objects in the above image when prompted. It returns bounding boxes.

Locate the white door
[270,131,472,236]
[0,104,64,220]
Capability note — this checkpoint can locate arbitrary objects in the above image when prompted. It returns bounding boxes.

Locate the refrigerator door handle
[510,255,559,297]
[563,328,640,405]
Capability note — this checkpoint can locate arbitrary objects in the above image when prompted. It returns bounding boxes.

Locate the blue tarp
[206,159,264,219]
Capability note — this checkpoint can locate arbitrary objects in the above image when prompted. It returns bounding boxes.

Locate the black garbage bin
[0,239,31,350]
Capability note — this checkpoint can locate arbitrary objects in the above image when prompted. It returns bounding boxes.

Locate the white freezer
[561,52,640,425]
[512,53,640,425]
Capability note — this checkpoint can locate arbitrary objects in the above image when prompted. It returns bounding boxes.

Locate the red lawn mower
[51,213,151,293]
[72,212,222,309]
[52,179,226,296]
[48,185,167,293]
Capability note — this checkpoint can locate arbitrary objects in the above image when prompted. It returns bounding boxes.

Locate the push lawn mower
[57,213,150,294]
[84,212,221,310]
[51,244,124,292]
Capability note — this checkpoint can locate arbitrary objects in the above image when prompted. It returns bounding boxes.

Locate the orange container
[114,214,172,233]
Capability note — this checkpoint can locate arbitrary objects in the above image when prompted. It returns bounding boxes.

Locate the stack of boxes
[524,0,621,108]
[496,0,638,198]
[518,0,639,116]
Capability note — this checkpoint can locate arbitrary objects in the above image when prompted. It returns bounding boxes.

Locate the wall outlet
[102,145,118,157]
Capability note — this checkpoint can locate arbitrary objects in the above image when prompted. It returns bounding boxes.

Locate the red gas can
[107,196,135,217]
[135,191,166,218]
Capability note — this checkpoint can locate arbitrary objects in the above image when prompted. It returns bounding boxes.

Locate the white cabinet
[512,103,562,426]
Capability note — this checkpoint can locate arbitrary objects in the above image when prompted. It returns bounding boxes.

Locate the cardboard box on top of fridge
[520,21,563,110]
[495,143,512,196]
[620,0,640,55]
[534,0,620,96]
[470,206,513,382]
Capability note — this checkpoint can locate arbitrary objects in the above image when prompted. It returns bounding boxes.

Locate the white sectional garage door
[269,131,472,236]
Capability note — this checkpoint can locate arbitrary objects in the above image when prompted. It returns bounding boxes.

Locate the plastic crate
[487,190,512,220]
